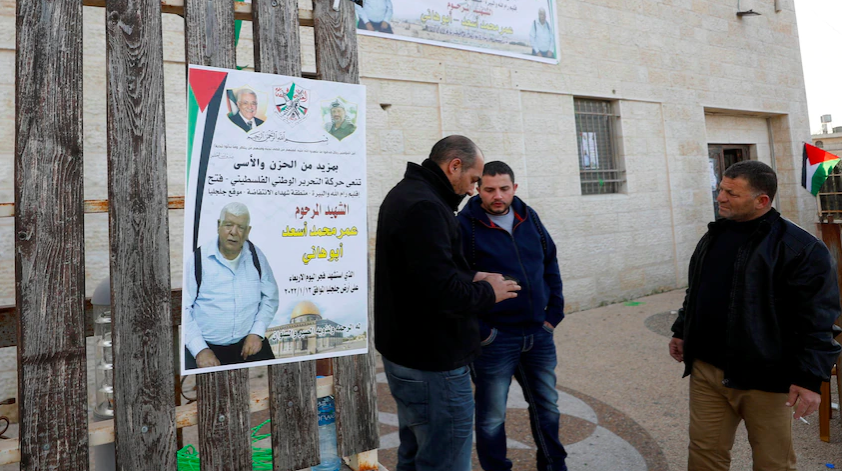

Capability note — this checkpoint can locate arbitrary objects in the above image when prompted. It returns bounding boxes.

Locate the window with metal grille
[574,98,624,195]
[818,162,842,221]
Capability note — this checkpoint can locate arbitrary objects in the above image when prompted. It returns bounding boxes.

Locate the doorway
[708,144,751,219]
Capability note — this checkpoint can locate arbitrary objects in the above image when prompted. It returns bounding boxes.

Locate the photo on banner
[182,65,368,375]
[355,0,558,64]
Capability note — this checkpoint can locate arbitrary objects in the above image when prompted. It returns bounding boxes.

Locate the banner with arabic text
[355,0,558,64]
[182,65,368,374]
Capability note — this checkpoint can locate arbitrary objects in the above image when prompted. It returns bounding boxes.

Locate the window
[816,141,824,149]
[818,161,842,221]
[574,98,624,194]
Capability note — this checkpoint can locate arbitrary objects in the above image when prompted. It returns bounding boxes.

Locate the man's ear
[449,158,462,174]
[756,194,771,209]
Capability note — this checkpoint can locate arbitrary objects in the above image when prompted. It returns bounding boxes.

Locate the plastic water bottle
[312,395,341,471]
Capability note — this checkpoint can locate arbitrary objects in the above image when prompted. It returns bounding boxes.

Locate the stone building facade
[0,0,818,402]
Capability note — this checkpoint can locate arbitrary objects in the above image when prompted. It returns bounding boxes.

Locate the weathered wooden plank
[313,0,359,84]
[333,345,378,458]
[253,0,302,77]
[185,0,237,70]
[251,2,321,469]
[0,378,336,466]
[196,376,252,470]
[0,196,185,219]
[184,0,254,468]
[312,0,377,457]
[15,0,89,467]
[0,290,182,348]
[266,363,320,470]
[105,0,178,467]
[346,449,379,471]
[81,0,316,24]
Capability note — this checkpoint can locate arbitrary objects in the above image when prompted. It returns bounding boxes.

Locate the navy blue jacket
[457,195,564,340]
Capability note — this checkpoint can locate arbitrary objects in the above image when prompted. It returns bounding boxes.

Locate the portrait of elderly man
[325,100,357,141]
[228,88,264,132]
[355,0,393,34]
[530,8,555,59]
[183,202,279,370]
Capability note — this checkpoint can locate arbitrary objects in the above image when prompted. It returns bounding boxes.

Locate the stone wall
[0,0,817,403]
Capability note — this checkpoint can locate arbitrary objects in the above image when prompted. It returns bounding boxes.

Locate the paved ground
[374,289,842,471]
[4,289,840,471]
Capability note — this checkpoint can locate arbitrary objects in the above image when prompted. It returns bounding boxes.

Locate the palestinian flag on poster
[802,143,841,196]
[186,66,229,250]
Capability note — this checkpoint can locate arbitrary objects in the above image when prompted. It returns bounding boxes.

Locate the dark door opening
[708,144,751,219]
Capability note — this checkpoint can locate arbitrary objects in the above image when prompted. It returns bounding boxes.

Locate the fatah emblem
[274,82,310,124]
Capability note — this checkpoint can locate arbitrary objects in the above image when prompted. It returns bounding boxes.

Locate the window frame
[573,98,625,195]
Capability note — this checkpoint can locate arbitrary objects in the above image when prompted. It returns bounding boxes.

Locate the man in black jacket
[669,160,841,471]
[375,135,520,471]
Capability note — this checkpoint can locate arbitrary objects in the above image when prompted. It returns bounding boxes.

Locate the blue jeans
[383,358,474,471]
[472,326,568,471]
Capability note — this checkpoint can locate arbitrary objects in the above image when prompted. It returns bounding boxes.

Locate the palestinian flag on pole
[802,143,841,196]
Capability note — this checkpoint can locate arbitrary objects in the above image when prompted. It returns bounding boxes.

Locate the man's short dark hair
[481,161,515,185]
[723,160,777,200]
[429,135,480,169]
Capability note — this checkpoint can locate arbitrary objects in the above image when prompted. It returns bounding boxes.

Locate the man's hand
[380,21,389,30]
[196,349,221,368]
[484,273,520,303]
[544,321,554,331]
[473,271,491,282]
[786,385,821,420]
[365,22,375,31]
[241,334,263,360]
[668,338,684,362]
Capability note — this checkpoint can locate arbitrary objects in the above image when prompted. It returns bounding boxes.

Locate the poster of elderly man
[355,0,558,64]
[182,65,369,374]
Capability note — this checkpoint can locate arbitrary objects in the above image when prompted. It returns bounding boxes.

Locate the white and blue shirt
[530,20,554,54]
[355,0,392,24]
[184,238,279,356]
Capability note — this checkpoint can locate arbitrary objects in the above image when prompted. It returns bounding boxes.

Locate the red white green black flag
[802,143,841,196]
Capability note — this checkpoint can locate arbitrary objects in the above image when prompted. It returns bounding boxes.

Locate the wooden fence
[2,0,378,468]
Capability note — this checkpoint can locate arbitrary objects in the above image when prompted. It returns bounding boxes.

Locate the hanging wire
[0,398,14,439]
[180,376,197,404]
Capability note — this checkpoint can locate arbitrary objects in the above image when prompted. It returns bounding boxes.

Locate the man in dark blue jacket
[457,161,567,471]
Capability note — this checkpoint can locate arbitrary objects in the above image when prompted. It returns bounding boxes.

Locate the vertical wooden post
[313,0,379,458]
[14,0,89,467]
[184,1,253,469]
[105,0,178,467]
[252,1,322,469]
[818,221,842,442]
[820,380,831,442]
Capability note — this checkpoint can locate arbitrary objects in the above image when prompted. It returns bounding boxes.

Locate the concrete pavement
[376,289,842,470]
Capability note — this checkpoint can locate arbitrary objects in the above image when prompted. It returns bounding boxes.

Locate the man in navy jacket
[457,161,567,471]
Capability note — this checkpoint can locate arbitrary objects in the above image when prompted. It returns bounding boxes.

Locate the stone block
[379,130,405,155]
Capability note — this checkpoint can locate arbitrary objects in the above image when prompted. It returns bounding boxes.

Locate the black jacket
[375,159,496,371]
[671,209,842,393]
[457,195,564,340]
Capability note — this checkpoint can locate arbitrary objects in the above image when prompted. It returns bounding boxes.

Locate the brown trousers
[688,360,797,471]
